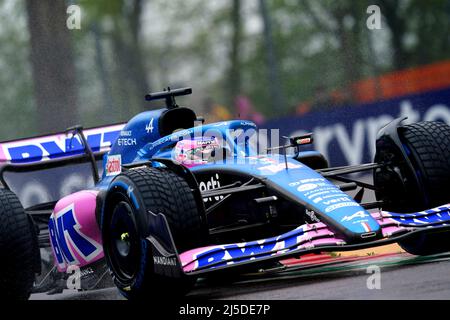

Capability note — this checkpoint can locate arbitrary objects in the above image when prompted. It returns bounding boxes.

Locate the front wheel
[101,167,207,300]
[375,121,450,255]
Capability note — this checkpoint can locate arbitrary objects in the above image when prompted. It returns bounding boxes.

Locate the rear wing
[0,124,125,208]
[0,124,125,165]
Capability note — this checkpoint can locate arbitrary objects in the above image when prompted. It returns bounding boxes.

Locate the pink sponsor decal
[49,190,104,272]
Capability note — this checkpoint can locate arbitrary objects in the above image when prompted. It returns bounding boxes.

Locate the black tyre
[0,189,39,300]
[399,121,450,255]
[400,121,450,208]
[375,121,450,212]
[101,167,207,300]
[375,121,450,255]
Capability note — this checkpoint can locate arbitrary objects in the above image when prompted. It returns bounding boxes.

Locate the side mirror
[289,133,314,147]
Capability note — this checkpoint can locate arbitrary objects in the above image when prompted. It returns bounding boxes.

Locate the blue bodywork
[100,107,381,242]
[26,103,449,278]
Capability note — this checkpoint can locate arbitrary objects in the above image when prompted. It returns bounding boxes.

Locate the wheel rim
[107,200,141,283]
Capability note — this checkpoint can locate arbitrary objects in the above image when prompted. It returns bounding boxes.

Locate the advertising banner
[262,87,450,167]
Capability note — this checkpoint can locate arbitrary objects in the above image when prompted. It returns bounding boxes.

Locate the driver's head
[174,137,221,167]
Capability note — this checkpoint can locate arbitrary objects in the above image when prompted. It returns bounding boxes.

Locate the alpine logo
[341,211,369,222]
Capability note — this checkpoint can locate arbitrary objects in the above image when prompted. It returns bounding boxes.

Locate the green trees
[0,2,34,139]
[26,0,78,132]
[379,0,450,69]
[0,0,448,140]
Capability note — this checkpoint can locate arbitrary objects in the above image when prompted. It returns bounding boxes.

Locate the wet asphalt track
[30,252,450,300]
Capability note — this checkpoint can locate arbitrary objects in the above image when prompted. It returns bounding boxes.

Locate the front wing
[147,204,450,277]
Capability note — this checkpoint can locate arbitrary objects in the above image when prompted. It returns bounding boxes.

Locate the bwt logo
[195,234,304,269]
[49,204,102,270]
[196,241,278,269]
[4,130,120,164]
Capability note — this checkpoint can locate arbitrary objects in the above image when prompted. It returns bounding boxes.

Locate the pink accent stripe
[381,226,406,238]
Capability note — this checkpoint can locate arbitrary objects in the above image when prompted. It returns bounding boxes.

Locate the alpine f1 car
[1,87,450,300]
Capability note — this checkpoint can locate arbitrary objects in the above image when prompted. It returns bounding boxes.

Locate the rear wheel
[101,167,207,299]
[0,189,39,300]
[375,121,450,255]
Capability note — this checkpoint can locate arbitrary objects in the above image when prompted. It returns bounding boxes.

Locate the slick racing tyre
[375,121,450,255]
[102,167,207,300]
[0,189,39,300]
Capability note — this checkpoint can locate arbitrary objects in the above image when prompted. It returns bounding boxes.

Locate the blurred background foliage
[0,0,449,139]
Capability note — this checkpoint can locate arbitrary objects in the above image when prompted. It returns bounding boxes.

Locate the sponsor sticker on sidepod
[106,154,122,176]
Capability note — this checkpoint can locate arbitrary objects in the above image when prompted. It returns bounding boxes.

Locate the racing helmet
[173,137,225,167]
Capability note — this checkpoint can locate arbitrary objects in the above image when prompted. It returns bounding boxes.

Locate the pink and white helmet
[173,137,221,167]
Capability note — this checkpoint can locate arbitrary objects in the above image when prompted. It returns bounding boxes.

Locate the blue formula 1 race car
[1,87,450,300]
